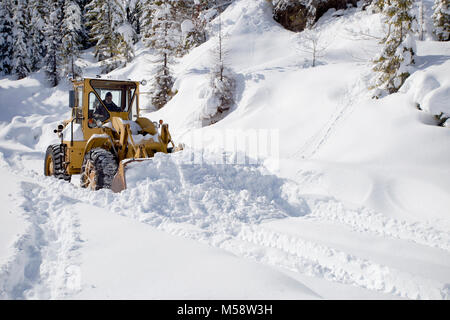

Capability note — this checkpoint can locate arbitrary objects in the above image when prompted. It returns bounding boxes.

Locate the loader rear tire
[44,144,71,182]
[80,148,118,190]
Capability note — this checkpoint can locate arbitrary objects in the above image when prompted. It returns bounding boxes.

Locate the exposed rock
[272,0,358,32]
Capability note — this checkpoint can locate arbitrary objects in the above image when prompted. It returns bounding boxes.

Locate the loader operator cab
[87,80,137,127]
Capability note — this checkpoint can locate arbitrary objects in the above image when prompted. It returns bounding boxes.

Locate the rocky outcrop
[272,0,359,32]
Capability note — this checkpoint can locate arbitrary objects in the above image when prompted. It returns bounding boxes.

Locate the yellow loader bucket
[111,143,184,193]
[111,158,149,193]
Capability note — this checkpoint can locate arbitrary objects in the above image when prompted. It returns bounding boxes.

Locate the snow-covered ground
[0,0,449,299]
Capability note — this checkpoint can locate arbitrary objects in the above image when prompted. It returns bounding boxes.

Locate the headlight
[140,79,147,86]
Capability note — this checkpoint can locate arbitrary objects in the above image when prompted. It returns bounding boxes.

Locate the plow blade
[111,158,150,193]
[110,144,184,193]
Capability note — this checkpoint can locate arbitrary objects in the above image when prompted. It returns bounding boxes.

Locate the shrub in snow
[434,112,450,126]
[297,29,329,67]
[432,0,450,41]
[371,0,416,98]
[200,67,235,122]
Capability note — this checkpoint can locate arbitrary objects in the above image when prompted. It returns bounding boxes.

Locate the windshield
[95,89,122,111]
[89,79,137,113]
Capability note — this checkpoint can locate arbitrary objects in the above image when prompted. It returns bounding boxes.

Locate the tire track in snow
[282,177,450,253]
[0,181,82,299]
[231,225,450,300]
[305,195,450,253]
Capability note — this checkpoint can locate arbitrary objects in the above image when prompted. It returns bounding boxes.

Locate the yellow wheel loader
[44,77,181,192]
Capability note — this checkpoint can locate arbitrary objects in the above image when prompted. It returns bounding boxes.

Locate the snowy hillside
[1,0,449,300]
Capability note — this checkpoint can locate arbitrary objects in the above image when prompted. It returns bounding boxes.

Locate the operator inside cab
[93,91,122,121]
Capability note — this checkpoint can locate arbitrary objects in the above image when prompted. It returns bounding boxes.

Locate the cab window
[77,87,83,108]
[88,92,109,125]
[94,89,123,111]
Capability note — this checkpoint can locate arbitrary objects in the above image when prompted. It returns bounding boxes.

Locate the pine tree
[207,14,234,119]
[12,0,32,79]
[180,0,210,52]
[44,0,64,87]
[62,0,83,77]
[75,0,91,49]
[126,0,143,38]
[432,0,450,41]
[372,0,416,97]
[0,0,14,75]
[86,0,121,61]
[143,0,182,51]
[141,0,155,41]
[86,0,131,72]
[143,0,182,108]
[117,22,136,63]
[29,0,49,72]
[418,0,425,41]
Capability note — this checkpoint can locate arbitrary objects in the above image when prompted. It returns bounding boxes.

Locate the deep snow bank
[400,40,450,120]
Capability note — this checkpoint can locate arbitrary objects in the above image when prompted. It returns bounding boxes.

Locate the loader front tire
[80,148,118,190]
[44,144,71,182]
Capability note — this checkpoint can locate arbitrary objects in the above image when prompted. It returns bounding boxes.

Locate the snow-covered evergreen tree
[432,0,450,41]
[141,0,155,40]
[203,14,234,122]
[12,0,32,79]
[126,0,143,38]
[44,0,64,87]
[29,0,49,72]
[117,22,136,63]
[418,0,425,40]
[86,0,123,60]
[86,0,132,72]
[0,0,14,75]
[62,0,83,77]
[75,0,91,48]
[180,0,210,52]
[143,0,182,51]
[143,0,182,108]
[372,0,417,97]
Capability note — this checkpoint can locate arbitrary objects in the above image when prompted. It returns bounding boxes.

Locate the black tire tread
[80,148,118,190]
[44,144,71,182]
